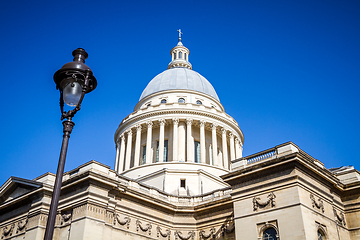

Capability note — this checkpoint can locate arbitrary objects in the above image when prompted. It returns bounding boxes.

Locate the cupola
[167,29,192,69]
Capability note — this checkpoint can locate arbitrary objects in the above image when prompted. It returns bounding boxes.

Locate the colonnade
[115,118,243,173]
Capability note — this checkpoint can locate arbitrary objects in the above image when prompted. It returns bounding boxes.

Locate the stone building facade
[0,36,359,240]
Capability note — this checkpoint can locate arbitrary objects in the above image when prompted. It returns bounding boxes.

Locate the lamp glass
[63,81,83,107]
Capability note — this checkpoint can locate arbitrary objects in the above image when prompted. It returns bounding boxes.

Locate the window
[142,145,146,164]
[196,100,202,105]
[178,98,185,103]
[180,179,186,188]
[173,52,176,59]
[156,140,168,162]
[194,141,200,163]
[262,227,277,240]
[161,99,167,104]
[318,230,325,240]
[184,53,187,60]
[179,52,182,58]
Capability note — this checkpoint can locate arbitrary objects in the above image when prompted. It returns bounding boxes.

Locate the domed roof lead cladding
[139,67,220,101]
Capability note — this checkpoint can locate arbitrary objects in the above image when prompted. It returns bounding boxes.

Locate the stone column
[172,118,179,161]
[221,128,227,169]
[199,120,206,164]
[186,118,194,162]
[229,132,235,161]
[178,121,186,162]
[115,141,120,172]
[159,119,165,162]
[124,130,133,170]
[118,134,125,172]
[211,123,218,166]
[146,121,153,164]
[134,124,142,167]
[235,137,241,159]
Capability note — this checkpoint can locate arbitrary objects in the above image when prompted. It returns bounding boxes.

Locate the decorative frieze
[253,192,276,211]
[1,223,14,239]
[157,226,171,239]
[114,213,131,229]
[174,230,195,240]
[60,211,72,225]
[136,219,152,235]
[199,227,215,239]
[16,217,27,233]
[310,194,324,213]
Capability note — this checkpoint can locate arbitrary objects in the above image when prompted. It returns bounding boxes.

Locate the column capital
[186,118,193,125]
[136,124,142,131]
[146,121,153,128]
[221,128,227,134]
[229,132,234,138]
[235,137,240,144]
[199,120,206,127]
[120,134,125,141]
[159,118,166,126]
[172,118,179,125]
[126,129,133,136]
[211,123,218,130]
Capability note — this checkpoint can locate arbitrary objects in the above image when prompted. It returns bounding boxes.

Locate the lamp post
[43,48,97,240]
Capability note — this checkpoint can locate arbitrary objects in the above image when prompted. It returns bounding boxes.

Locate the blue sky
[0,0,359,184]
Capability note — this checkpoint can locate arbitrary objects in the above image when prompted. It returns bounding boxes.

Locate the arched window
[196,100,202,105]
[161,99,167,104]
[184,53,187,60]
[178,98,185,103]
[173,52,176,60]
[179,52,182,58]
[262,227,277,240]
[317,229,327,240]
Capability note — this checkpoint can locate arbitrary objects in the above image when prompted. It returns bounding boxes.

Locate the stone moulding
[253,192,276,211]
[199,227,215,239]
[114,214,131,229]
[174,230,195,240]
[1,223,14,239]
[157,226,171,239]
[16,217,28,233]
[136,219,152,235]
[333,208,346,227]
[310,193,325,213]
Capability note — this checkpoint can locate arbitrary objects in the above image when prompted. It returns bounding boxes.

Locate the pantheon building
[0,35,359,240]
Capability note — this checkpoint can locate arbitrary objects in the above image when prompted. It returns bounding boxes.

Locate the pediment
[0,177,42,204]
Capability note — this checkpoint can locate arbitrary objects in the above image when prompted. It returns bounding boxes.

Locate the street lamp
[43,48,97,240]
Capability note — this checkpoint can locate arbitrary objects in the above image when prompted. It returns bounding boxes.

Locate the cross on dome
[177,29,183,42]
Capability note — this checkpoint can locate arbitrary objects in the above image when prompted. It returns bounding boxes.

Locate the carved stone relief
[114,213,131,229]
[136,219,152,235]
[199,227,215,239]
[174,230,195,240]
[16,217,28,233]
[253,192,276,211]
[221,223,235,236]
[1,223,14,239]
[310,194,324,213]
[60,211,72,225]
[157,226,171,239]
[333,208,346,227]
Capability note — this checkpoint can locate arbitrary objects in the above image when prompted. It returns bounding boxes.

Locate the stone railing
[231,142,301,170]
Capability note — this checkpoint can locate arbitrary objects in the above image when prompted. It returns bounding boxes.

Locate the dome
[139,67,220,101]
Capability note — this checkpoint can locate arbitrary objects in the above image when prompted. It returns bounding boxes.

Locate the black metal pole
[43,119,75,240]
